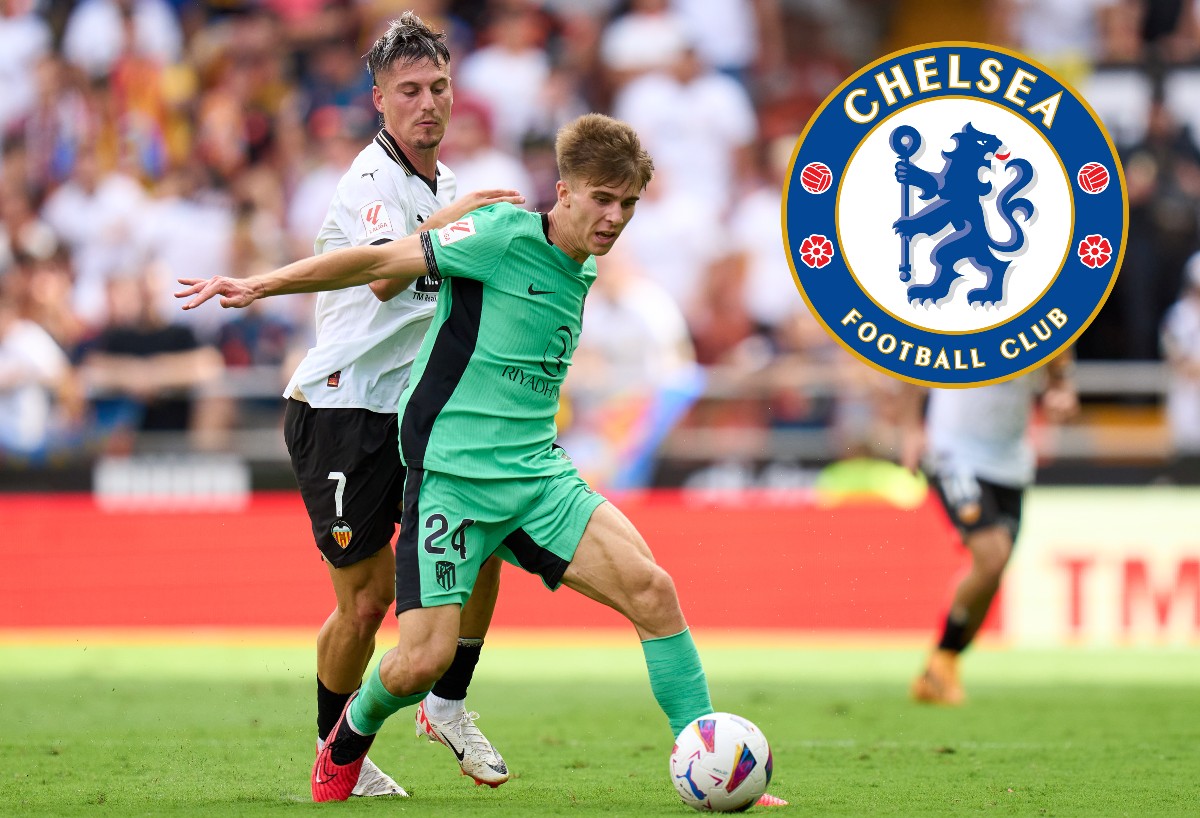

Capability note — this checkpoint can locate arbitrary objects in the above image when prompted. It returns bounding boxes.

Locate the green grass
[1,638,1197,816]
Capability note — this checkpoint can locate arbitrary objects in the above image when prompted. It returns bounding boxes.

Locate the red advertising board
[2,492,966,632]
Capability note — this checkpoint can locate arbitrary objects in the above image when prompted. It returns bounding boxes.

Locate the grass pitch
[1,633,1197,816]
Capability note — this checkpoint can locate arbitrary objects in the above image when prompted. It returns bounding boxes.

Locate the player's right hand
[175,277,261,310]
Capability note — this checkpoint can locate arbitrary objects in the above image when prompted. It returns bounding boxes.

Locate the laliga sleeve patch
[783,42,1127,387]
[437,216,476,246]
[359,200,393,238]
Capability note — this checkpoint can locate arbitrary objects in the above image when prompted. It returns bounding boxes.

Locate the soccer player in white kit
[282,13,522,794]
[902,353,1077,704]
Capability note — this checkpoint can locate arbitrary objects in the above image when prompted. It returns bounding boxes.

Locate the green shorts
[395,451,607,613]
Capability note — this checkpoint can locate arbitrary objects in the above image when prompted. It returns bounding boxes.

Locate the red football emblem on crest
[1077,162,1110,194]
[800,162,833,194]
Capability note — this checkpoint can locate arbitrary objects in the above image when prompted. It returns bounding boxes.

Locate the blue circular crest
[784,42,1127,386]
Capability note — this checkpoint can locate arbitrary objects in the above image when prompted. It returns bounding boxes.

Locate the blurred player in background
[1161,251,1200,470]
[281,12,521,796]
[178,112,786,808]
[902,353,1078,704]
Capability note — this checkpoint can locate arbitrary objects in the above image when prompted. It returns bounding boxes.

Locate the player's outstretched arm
[370,189,523,302]
[896,383,929,473]
[177,236,429,310]
[1041,349,1079,423]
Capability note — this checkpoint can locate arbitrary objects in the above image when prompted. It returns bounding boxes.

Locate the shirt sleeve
[424,203,519,283]
[330,171,411,250]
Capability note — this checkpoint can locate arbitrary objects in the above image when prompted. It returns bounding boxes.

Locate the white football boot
[414,701,510,787]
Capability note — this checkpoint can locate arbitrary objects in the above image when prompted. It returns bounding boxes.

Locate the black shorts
[929,470,1024,543]
[283,398,405,568]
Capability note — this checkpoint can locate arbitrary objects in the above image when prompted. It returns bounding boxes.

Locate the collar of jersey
[539,211,588,272]
[374,129,439,193]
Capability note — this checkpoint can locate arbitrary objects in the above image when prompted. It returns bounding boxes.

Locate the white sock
[423,692,465,721]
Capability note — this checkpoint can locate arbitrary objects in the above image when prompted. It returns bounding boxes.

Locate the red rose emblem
[799,234,835,269]
[1077,234,1112,268]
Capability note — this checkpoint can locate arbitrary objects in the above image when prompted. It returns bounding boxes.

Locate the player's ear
[372,84,384,114]
[555,179,571,207]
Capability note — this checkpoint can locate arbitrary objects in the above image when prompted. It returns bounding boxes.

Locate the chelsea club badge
[783,43,1127,387]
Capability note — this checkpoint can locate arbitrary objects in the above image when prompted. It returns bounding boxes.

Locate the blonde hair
[555,114,654,191]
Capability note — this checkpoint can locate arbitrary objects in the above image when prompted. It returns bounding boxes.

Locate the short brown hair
[366,11,450,82]
[555,114,654,191]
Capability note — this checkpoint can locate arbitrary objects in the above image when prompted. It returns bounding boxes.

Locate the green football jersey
[399,203,597,478]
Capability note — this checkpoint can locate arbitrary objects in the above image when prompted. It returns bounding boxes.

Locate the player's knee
[973,535,1012,580]
[403,644,456,690]
[629,564,680,617]
[342,591,392,638]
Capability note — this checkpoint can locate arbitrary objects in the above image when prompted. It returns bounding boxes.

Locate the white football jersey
[925,375,1040,488]
[284,130,457,412]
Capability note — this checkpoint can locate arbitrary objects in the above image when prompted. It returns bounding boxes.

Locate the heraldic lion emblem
[892,123,1034,307]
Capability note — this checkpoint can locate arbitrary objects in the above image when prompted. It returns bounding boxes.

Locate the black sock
[317,677,354,742]
[430,638,484,701]
[329,716,375,766]
[937,610,970,653]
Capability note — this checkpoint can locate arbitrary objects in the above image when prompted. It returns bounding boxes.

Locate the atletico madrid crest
[783,42,1127,386]
[331,520,353,549]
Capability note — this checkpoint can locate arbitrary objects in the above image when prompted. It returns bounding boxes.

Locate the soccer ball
[800,161,833,194]
[669,713,772,812]
[1077,161,1110,194]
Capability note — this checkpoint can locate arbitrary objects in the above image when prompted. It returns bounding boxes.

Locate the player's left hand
[1041,384,1079,422]
[435,189,526,226]
[175,277,262,310]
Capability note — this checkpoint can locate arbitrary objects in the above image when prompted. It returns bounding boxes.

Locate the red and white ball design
[800,162,833,194]
[1077,162,1110,194]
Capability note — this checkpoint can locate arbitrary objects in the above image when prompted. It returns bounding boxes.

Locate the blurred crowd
[4,0,1200,480]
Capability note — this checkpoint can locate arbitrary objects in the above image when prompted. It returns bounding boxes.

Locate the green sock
[348,662,427,735]
[641,628,713,737]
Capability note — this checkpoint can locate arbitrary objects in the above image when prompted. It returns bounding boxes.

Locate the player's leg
[557,499,788,807]
[914,475,1020,705]
[945,525,1014,649]
[913,523,1012,706]
[284,399,406,796]
[319,547,394,711]
[314,605,460,802]
[560,501,712,736]
[498,459,707,735]
[417,554,509,785]
[315,466,510,799]
[426,556,500,705]
[938,480,1023,651]
[317,548,408,797]
[317,470,500,800]
[502,458,707,735]
[500,464,789,807]
[562,500,687,638]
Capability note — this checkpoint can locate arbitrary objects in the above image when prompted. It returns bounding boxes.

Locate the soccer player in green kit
[178,113,784,807]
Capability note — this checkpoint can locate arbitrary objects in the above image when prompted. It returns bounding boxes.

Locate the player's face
[373,58,453,153]
[556,178,642,260]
